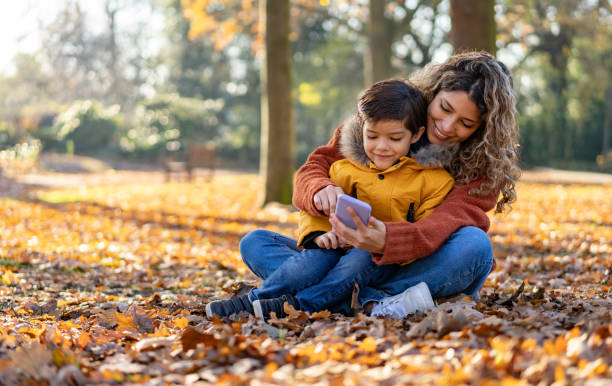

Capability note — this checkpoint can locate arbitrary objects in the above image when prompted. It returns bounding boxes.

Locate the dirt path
[520,168,612,185]
[1,154,610,198]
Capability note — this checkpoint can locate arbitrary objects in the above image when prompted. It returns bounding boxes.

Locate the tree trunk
[105,0,120,106]
[259,0,294,205]
[364,0,393,86]
[544,32,572,160]
[449,0,496,55]
[602,85,612,157]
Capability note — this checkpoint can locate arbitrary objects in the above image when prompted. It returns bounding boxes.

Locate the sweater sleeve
[372,179,498,265]
[292,125,345,215]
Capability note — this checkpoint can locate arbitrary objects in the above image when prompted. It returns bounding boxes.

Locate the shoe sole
[252,300,264,319]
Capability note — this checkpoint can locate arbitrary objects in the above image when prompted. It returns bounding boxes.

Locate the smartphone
[334,194,372,230]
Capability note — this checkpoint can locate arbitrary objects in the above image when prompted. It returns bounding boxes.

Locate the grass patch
[0,258,34,270]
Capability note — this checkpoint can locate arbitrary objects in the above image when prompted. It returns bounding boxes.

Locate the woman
[210,51,520,318]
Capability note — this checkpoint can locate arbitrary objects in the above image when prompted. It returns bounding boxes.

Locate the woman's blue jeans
[239,226,493,315]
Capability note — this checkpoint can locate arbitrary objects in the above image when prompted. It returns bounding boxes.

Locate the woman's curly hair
[410,51,521,213]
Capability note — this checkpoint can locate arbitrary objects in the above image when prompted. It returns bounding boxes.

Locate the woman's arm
[376,180,497,264]
[292,125,345,215]
[329,179,497,264]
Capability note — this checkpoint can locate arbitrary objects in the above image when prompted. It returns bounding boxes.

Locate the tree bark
[449,0,496,55]
[104,0,120,106]
[259,0,294,205]
[603,85,612,156]
[364,0,393,85]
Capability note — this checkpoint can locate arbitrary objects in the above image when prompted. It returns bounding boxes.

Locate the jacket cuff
[300,231,326,249]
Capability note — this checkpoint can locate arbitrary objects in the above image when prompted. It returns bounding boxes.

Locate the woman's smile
[431,122,450,141]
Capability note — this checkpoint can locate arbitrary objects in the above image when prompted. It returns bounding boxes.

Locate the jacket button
[378,174,384,180]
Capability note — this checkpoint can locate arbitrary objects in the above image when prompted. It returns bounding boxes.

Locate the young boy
[207,80,454,319]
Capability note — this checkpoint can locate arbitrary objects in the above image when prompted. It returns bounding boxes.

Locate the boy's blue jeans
[239,226,493,315]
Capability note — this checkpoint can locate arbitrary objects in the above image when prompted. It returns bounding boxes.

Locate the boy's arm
[293,125,345,215]
[373,179,497,265]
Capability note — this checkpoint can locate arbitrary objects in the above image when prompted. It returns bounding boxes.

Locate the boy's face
[363,119,424,170]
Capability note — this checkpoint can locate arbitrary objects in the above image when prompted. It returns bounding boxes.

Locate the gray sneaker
[252,294,300,320]
[206,294,254,318]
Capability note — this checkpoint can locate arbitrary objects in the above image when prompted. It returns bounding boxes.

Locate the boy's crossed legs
[207,230,386,318]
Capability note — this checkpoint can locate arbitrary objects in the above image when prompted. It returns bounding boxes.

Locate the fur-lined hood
[338,115,458,169]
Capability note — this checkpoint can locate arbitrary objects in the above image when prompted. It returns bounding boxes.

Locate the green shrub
[51,100,122,154]
[0,137,41,174]
[119,94,223,157]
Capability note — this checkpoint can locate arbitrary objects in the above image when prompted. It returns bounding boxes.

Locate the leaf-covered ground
[0,171,610,385]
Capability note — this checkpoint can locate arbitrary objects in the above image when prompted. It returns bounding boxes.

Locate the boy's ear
[410,126,425,144]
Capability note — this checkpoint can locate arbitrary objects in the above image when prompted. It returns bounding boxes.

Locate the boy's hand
[313,185,344,216]
[314,231,343,249]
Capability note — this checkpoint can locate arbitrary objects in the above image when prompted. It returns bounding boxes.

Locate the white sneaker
[371,282,435,318]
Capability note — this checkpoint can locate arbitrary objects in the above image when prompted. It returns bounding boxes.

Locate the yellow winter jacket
[297,116,455,248]
[297,157,454,246]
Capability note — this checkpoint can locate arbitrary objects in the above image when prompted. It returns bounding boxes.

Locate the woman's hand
[313,185,344,215]
[329,207,386,254]
[314,231,344,249]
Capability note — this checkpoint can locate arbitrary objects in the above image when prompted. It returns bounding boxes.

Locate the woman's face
[427,90,482,144]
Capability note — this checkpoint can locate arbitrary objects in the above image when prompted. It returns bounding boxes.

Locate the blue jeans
[240,231,376,312]
[240,226,493,314]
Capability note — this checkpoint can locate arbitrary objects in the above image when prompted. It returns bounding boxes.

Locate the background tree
[449,0,495,54]
[314,0,447,85]
[40,0,155,108]
[498,0,611,167]
[159,0,261,163]
[182,0,294,204]
[259,0,294,204]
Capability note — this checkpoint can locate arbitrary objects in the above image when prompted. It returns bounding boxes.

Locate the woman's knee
[454,226,493,269]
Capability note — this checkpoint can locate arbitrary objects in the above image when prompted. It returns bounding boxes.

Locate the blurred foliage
[292,20,364,165]
[119,94,223,156]
[0,0,610,173]
[46,100,123,155]
[0,136,41,175]
[0,119,43,174]
[498,0,612,171]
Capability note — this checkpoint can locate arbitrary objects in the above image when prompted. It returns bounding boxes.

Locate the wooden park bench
[164,142,216,182]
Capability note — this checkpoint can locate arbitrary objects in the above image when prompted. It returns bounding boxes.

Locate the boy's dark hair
[358,79,427,134]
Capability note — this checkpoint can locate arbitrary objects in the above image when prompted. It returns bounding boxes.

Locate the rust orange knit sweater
[293,124,499,266]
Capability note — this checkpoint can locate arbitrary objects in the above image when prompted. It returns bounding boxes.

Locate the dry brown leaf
[180,327,220,351]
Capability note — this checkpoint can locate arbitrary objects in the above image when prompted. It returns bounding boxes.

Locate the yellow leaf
[555,364,566,382]
[358,337,377,353]
[1,271,18,285]
[77,332,90,349]
[173,317,189,329]
[115,312,138,332]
